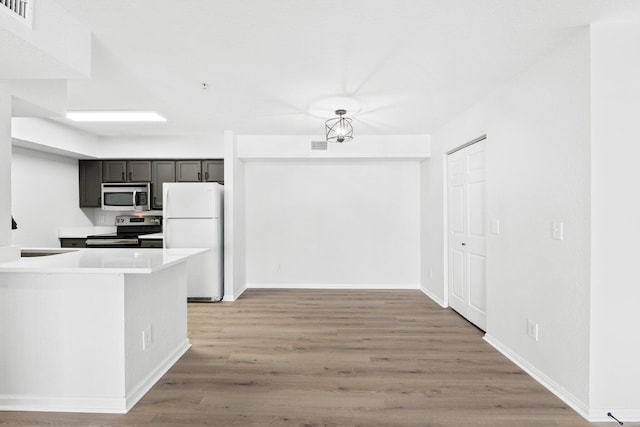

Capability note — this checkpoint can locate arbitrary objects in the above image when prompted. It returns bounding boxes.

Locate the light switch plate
[527,319,539,341]
[491,218,500,234]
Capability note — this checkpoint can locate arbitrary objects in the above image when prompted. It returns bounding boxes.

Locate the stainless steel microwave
[101,183,151,211]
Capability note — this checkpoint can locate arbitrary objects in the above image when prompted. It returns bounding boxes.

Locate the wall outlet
[552,221,564,240]
[526,319,539,341]
[142,326,153,350]
[98,215,106,225]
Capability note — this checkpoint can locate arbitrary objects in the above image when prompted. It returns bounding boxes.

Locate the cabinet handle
[122,172,125,181]
[205,172,209,181]
[129,172,133,181]
[198,172,201,181]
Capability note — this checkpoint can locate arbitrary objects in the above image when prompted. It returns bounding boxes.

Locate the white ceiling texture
[47,0,630,138]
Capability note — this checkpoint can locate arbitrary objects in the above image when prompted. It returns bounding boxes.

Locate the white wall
[590,22,640,420]
[422,30,592,413]
[98,136,224,158]
[0,83,15,261]
[223,131,247,301]
[238,134,430,159]
[245,160,421,289]
[12,117,100,158]
[238,134,427,291]
[11,119,226,160]
[11,146,93,247]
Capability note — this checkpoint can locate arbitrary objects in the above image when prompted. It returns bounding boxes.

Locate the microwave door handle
[132,190,138,210]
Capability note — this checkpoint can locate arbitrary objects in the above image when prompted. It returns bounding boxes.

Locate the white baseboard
[125,339,191,412]
[483,334,590,421]
[245,283,420,290]
[419,287,447,307]
[0,340,191,414]
[0,394,128,414]
[222,285,247,301]
[588,407,640,423]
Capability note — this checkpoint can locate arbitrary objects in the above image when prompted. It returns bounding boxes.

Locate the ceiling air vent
[311,140,328,151]
[2,0,32,25]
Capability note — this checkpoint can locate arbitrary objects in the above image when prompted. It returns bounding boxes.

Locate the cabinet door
[140,239,163,248]
[151,160,176,209]
[176,160,203,182]
[202,160,224,183]
[79,160,103,207]
[102,160,127,182]
[60,238,87,248]
[127,160,152,182]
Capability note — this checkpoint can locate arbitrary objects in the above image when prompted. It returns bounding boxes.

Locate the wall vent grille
[1,0,32,25]
[311,140,328,151]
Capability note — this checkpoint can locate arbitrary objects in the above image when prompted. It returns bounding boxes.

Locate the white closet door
[448,140,487,330]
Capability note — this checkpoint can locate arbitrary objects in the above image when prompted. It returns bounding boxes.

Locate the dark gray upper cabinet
[175,160,203,182]
[128,160,152,182]
[79,160,103,207]
[80,158,222,208]
[151,160,176,209]
[102,160,127,182]
[203,160,224,183]
[176,160,224,182]
[102,160,152,182]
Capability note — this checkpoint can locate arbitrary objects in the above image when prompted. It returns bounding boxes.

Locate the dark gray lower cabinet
[151,160,176,209]
[79,160,102,208]
[60,238,86,248]
[140,239,163,248]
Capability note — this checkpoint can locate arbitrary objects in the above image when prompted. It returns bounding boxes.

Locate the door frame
[442,134,487,310]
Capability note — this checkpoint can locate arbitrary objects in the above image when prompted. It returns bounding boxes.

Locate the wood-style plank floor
[0,289,619,426]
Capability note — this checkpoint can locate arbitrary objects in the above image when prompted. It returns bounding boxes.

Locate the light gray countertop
[0,247,206,274]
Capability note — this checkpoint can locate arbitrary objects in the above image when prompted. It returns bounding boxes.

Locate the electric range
[86,215,162,248]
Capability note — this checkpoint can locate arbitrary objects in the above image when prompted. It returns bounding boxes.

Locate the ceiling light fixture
[66,111,167,122]
[325,109,353,143]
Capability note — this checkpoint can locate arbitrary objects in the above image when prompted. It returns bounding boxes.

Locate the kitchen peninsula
[0,247,207,414]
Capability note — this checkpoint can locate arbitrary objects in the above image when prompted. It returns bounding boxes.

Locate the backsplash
[89,208,164,226]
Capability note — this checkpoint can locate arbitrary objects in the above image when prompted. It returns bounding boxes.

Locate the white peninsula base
[0,248,204,413]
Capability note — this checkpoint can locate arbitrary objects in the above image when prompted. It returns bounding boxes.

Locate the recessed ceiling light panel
[66,111,167,122]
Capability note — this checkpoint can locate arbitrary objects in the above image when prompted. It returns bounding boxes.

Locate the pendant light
[325,109,353,143]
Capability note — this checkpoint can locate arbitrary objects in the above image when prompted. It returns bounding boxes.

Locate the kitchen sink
[20,249,78,257]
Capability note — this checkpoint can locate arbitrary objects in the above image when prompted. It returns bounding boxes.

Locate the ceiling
[33,0,631,138]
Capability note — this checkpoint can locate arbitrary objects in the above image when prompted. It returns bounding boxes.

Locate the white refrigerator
[163,182,223,302]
